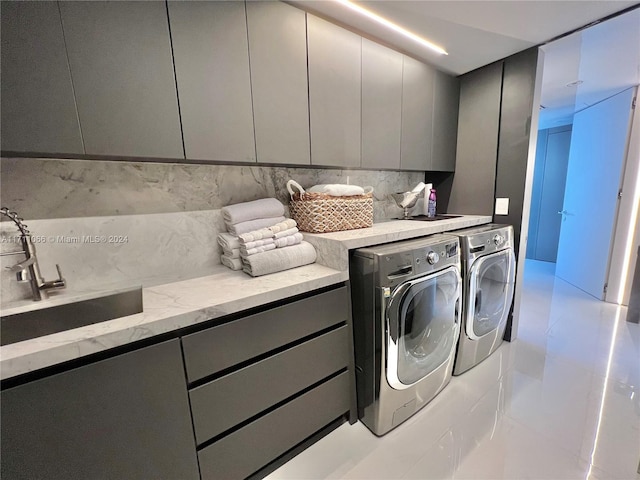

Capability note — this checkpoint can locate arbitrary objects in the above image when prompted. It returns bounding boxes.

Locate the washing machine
[450,224,515,376]
[350,234,462,436]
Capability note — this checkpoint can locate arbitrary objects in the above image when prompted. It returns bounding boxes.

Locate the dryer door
[386,266,461,390]
[466,248,516,340]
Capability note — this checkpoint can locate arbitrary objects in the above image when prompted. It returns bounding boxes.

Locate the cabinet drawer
[190,325,348,445]
[182,286,348,383]
[198,371,350,480]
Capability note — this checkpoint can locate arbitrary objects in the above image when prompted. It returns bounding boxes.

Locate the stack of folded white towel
[218,198,317,277]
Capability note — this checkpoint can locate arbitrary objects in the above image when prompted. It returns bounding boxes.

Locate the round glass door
[467,249,515,339]
[387,267,460,388]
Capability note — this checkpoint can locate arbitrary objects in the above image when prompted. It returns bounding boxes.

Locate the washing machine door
[386,266,461,390]
[466,248,516,340]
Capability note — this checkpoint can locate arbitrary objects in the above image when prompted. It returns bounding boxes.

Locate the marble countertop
[304,215,492,270]
[1,264,347,380]
[1,214,491,381]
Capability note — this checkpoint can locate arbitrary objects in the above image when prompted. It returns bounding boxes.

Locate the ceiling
[539,7,640,128]
[290,1,640,130]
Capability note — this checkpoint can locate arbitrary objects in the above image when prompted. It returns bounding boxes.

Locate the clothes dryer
[350,234,461,435]
[450,224,515,375]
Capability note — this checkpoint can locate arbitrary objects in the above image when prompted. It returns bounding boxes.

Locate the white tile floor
[267,260,640,480]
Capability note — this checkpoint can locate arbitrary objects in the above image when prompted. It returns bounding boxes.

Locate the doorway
[526,7,640,303]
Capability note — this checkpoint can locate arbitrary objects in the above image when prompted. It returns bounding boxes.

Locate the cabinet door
[247,2,310,165]
[431,71,460,172]
[307,15,361,167]
[361,39,402,169]
[168,1,256,162]
[1,339,199,480]
[59,1,183,158]
[401,55,435,170]
[0,2,83,154]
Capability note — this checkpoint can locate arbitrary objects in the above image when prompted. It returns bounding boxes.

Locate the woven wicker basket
[287,181,374,233]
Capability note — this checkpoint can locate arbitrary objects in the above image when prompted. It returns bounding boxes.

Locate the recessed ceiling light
[334,0,448,56]
[565,80,584,87]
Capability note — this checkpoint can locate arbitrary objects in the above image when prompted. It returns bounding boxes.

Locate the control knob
[493,234,504,246]
[426,251,440,265]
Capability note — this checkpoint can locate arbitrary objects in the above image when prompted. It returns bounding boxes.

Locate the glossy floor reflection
[267,260,640,480]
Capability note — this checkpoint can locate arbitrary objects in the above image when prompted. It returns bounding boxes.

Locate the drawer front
[182,286,348,383]
[198,371,350,480]
[190,325,348,444]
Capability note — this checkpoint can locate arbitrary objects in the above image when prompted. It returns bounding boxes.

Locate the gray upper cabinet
[59,1,183,159]
[361,39,403,170]
[307,15,361,167]
[168,1,255,163]
[1,2,83,154]
[431,71,460,171]
[246,2,310,165]
[401,55,435,170]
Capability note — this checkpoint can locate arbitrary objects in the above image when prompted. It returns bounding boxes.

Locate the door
[386,266,460,389]
[527,126,572,262]
[556,87,635,299]
[466,249,516,340]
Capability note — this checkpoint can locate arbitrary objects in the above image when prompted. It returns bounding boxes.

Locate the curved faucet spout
[1,207,66,301]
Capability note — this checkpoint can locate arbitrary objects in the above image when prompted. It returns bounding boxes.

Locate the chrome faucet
[1,207,66,301]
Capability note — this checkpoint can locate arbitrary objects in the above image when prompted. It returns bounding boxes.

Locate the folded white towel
[239,227,274,243]
[274,227,299,239]
[227,216,285,236]
[220,254,242,271]
[222,247,241,259]
[222,198,284,225]
[268,218,297,234]
[242,243,277,256]
[242,241,317,277]
[218,232,240,251]
[240,237,275,251]
[274,232,303,248]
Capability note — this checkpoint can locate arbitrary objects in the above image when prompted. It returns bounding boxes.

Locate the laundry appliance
[350,234,461,436]
[449,224,515,375]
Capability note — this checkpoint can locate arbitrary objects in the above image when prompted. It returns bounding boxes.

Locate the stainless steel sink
[1,287,143,346]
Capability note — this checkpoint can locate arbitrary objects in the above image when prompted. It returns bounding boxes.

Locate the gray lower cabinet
[401,55,435,170]
[431,71,460,172]
[1,339,199,480]
[58,1,183,159]
[0,2,83,155]
[246,2,310,165]
[361,38,403,170]
[307,15,361,167]
[168,1,256,163]
[198,372,350,480]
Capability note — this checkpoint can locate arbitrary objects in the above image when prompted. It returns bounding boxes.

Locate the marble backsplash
[1,157,424,303]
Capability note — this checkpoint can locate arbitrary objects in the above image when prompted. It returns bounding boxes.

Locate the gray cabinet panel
[448,62,503,215]
[307,15,361,167]
[361,39,403,169]
[1,339,199,480]
[431,71,460,171]
[0,2,83,154]
[59,1,183,158]
[168,1,255,162]
[246,2,310,165]
[401,55,435,170]
[198,372,350,480]
[190,326,348,444]
[182,286,349,383]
